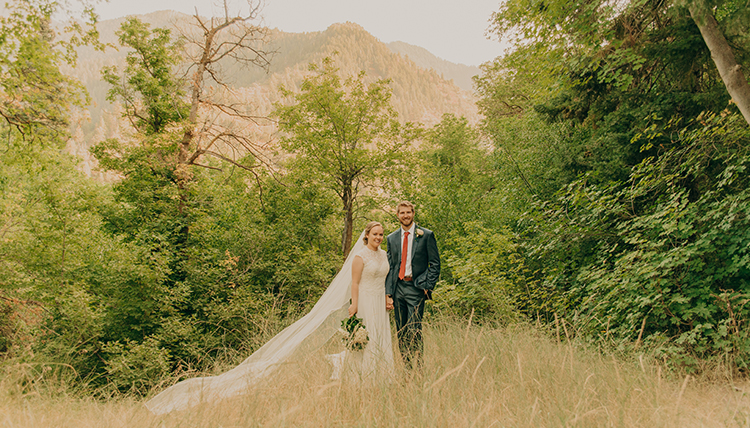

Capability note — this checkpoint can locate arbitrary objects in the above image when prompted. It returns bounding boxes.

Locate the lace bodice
[355,247,389,293]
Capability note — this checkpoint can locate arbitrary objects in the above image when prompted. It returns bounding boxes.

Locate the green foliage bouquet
[339,315,369,351]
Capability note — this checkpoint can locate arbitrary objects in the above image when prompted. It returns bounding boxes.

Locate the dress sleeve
[355,248,369,266]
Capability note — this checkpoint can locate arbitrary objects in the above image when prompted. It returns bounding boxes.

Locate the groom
[385,201,440,369]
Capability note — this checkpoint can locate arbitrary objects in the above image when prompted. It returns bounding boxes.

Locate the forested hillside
[386,41,480,92]
[67,11,479,166]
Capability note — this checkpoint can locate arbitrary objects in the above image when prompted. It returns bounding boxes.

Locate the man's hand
[385,295,394,311]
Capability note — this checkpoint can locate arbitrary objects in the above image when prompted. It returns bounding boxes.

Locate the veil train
[145,231,367,414]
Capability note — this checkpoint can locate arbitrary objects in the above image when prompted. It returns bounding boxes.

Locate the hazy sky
[93,0,505,66]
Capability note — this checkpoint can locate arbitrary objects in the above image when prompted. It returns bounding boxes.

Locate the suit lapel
[411,225,419,259]
[393,230,402,261]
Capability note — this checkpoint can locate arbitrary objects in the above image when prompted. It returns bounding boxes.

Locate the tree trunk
[689,1,750,126]
[174,166,191,246]
[341,184,354,259]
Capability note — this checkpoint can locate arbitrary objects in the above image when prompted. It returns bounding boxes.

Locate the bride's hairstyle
[362,221,382,244]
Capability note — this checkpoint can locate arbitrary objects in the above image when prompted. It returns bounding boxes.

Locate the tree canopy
[274,57,416,257]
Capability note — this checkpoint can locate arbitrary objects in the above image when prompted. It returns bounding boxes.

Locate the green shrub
[527,113,750,369]
[433,222,531,323]
[102,337,171,394]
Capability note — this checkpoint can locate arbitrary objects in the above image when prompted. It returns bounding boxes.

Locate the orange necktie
[398,231,409,280]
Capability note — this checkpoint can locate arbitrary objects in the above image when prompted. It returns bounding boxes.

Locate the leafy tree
[95,20,194,261]
[98,8,273,182]
[0,143,118,374]
[273,57,416,257]
[0,0,106,376]
[94,10,273,270]
[406,114,499,239]
[0,0,97,140]
[404,115,545,323]
[101,19,189,136]
[480,0,748,187]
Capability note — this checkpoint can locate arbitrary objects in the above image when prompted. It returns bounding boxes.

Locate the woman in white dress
[145,224,393,414]
[345,221,394,379]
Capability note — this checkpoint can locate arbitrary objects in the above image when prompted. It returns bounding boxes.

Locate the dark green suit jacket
[385,225,441,297]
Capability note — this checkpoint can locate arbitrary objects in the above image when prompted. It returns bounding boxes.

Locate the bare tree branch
[172,2,276,182]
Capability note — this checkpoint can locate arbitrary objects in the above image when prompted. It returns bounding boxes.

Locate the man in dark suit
[385,201,440,369]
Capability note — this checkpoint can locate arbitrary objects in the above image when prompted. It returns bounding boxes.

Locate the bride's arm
[348,255,364,316]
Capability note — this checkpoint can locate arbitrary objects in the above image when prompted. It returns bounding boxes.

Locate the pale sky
[93,0,505,66]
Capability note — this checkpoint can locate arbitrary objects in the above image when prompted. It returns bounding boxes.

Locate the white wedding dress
[145,231,393,415]
[329,246,394,381]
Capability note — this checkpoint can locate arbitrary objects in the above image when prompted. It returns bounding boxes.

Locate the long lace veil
[145,231,368,414]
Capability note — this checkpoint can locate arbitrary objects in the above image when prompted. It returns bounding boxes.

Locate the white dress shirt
[402,223,416,277]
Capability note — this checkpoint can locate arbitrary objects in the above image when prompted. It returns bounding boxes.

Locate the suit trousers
[394,279,425,369]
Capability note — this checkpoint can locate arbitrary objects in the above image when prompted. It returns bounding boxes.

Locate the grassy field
[2,320,749,427]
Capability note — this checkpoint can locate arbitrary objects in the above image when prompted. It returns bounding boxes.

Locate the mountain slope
[68,12,479,155]
[386,41,480,92]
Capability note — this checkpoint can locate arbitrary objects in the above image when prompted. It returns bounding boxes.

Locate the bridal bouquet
[339,315,369,351]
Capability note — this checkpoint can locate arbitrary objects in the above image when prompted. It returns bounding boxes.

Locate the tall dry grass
[2,318,749,427]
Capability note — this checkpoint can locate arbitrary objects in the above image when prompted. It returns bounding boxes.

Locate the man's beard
[400,218,413,228]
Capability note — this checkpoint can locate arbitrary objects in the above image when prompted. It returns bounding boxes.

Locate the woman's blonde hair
[363,221,383,244]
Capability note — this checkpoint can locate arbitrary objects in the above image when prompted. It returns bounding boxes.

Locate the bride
[339,221,394,379]
[145,222,394,414]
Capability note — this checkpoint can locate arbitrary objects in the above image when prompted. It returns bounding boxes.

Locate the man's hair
[396,201,415,213]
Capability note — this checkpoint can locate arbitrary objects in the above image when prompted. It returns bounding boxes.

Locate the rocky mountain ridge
[66,11,481,175]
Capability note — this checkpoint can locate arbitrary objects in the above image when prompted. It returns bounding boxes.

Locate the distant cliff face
[385,41,480,93]
[67,11,479,170]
